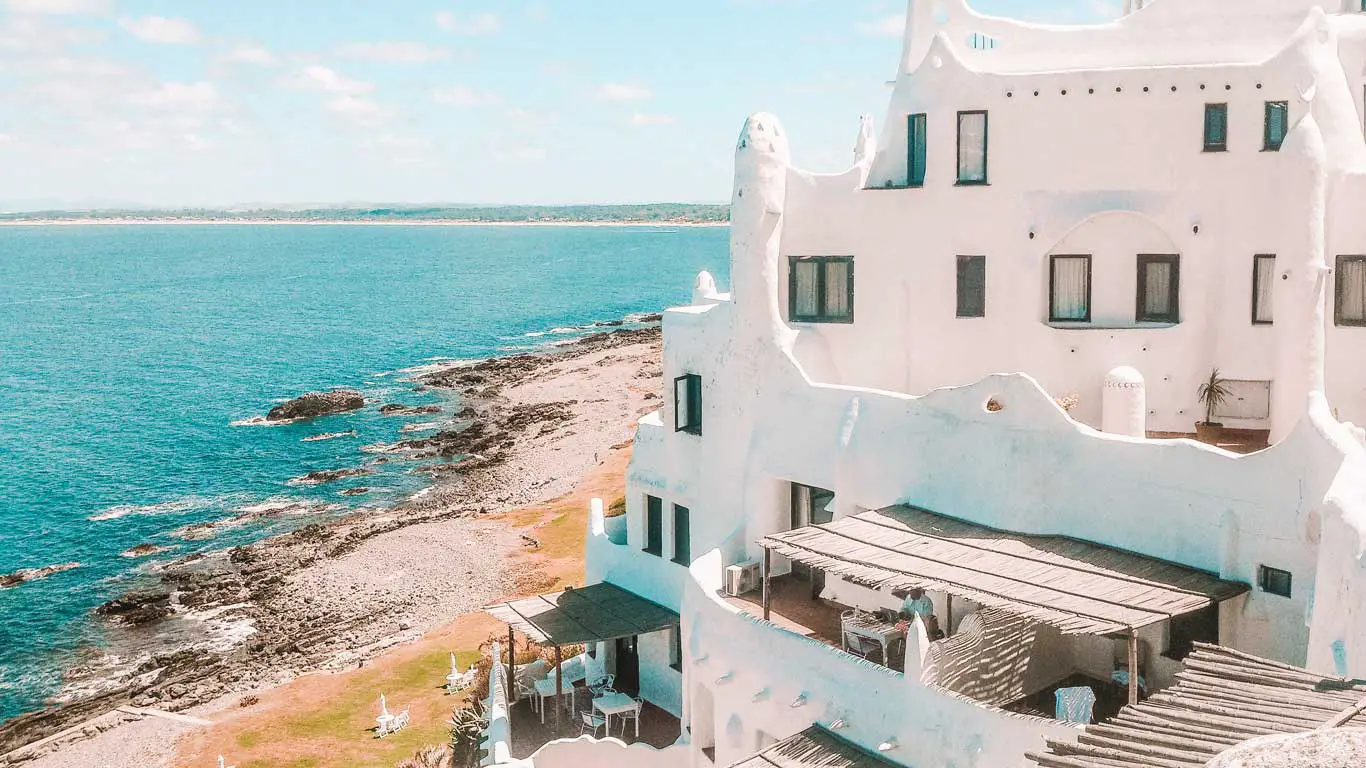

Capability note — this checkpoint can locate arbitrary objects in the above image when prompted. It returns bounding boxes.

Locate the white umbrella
[379,693,390,718]
[450,653,461,676]
[218,757,224,768]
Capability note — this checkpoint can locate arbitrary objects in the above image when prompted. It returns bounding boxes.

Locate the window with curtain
[957,255,986,317]
[1136,254,1180,323]
[907,113,927,186]
[1337,255,1366,326]
[957,111,988,184]
[671,505,690,565]
[1049,255,1091,322]
[788,256,854,322]
[1253,254,1275,325]
[644,495,663,555]
[1203,103,1227,152]
[673,373,702,435]
[1264,101,1289,151]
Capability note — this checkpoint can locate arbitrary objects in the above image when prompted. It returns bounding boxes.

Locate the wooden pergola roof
[761,505,1248,635]
[729,725,902,768]
[1026,643,1366,768]
[483,581,678,646]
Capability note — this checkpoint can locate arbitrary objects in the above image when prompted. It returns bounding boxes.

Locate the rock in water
[267,390,365,422]
[121,544,174,559]
[288,467,374,486]
[95,591,172,626]
[0,562,80,589]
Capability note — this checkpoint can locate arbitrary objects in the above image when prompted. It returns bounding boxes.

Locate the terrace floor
[509,690,681,758]
[722,574,845,647]
[1147,429,1270,454]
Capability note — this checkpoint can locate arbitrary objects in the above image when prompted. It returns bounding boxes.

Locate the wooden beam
[507,625,516,704]
[946,593,954,637]
[554,645,563,729]
[762,547,772,622]
[1319,694,1366,730]
[1129,629,1139,706]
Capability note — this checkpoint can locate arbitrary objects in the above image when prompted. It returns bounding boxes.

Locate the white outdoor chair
[589,673,615,696]
[617,697,643,737]
[580,710,607,738]
[391,709,411,733]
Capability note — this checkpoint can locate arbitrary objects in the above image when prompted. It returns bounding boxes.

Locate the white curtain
[958,113,987,183]
[1051,257,1089,320]
[794,260,820,317]
[674,376,691,428]
[1143,261,1172,317]
[824,262,851,318]
[1254,256,1275,323]
[1343,258,1366,322]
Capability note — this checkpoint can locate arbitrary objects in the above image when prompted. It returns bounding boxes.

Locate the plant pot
[1195,422,1224,445]
[604,513,628,545]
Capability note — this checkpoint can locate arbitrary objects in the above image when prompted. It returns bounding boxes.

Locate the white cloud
[285,65,374,94]
[7,0,110,14]
[222,45,276,66]
[492,144,545,163]
[630,113,673,126]
[129,81,220,111]
[856,14,904,38]
[337,41,452,64]
[432,85,500,107]
[595,83,651,101]
[119,16,201,45]
[434,11,501,35]
[325,94,391,126]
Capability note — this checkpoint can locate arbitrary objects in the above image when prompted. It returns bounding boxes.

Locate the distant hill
[0,203,731,224]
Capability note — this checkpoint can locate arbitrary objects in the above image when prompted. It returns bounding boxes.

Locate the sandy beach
[1,324,662,767]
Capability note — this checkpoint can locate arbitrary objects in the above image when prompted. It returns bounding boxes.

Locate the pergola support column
[761,547,772,621]
[554,644,563,728]
[1128,628,1139,706]
[507,625,515,700]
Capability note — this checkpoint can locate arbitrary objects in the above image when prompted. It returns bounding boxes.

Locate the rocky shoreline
[0,321,663,762]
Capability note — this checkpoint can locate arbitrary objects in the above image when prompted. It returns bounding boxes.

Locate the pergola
[729,724,902,768]
[484,582,679,726]
[760,505,1249,705]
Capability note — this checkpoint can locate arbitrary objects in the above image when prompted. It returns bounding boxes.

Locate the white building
[485,2,1366,767]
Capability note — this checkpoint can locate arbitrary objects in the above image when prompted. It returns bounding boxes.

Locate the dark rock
[339,487,371,496]
[289,467,373,486]
[378,404,441,416]
[96,591,172,626]
[121,544,173,559]
[0,562,80,589]
[266,390,364,422]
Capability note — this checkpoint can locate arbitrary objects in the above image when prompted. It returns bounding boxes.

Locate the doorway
[614,635,640,695]
[790,483,834,598]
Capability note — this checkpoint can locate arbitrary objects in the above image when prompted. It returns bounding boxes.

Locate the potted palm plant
[1196,368,1232,444]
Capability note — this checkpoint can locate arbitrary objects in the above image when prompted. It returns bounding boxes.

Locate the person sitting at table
[897,589,942,639]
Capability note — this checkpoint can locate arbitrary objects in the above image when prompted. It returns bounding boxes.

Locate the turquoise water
[0,224,728,721]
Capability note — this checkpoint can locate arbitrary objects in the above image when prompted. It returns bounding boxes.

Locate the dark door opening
[791,483,834,598]
[614,635,640,695]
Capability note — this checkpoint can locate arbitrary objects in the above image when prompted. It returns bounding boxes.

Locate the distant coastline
[0,203,731,227]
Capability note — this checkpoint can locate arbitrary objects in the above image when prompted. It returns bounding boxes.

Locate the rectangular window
[1253,254,1275,325]
[644,495,663,556]
[1136,254,1180,323]
[673,374,702,435]
[907,113,926,187]
[788,256,854,323]
[956,110,988,184]
[956,255,986,318]
[1049,255,1092,323]
[1203,103,1228,152]
[1264,101,1289,151]
[671,505,690,565]
[669,625,682,671]
[1258,565,1292,598]
[1337,255,1366,326]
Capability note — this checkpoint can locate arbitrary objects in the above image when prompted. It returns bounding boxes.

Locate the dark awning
[484,581,678,646]
[729,725,904,768]
[762,505,1248,635]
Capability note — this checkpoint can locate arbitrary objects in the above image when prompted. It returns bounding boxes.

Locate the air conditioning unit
[724,561,761,597]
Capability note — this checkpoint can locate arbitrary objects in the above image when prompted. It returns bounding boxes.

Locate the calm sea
[0,223,729,721]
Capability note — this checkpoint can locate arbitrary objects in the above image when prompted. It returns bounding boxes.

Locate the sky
[0,0,1124,209]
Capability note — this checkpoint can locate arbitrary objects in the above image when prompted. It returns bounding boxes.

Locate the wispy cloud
[432,85,500,107]
[129,82,220,111]
[595,83,651,101]
[434,11,501,35]
[284,65,374,95]
[119,16,201,45]
[7,0,110,14]
[337,41,452,64]
[856,14,903,38]
[221,45,277,66]
[630,113,673,126]
[325,94,392,126]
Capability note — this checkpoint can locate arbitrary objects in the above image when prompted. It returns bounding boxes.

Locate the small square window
[1136,254,1180,323]
[674,374,702,435]
[788,256,854,323]
[956,111,988,185]
[1258,565,1292,597]
[956,255,986,318]
[1252,254,1275,325]
[1203,103,1227,152]
[907,113,927,187]
[1264,101,1289,151]
[644,495,663,556]
[1336,255,1366,326]
[1049,255,1092,323]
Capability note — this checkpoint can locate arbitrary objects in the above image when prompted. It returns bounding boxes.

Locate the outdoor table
[534,677,571,724]
[375,713,394,735]
[593,691,641,738]
[841,612,905,665]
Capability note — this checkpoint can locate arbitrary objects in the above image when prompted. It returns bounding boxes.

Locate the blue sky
[0,0,1122,208]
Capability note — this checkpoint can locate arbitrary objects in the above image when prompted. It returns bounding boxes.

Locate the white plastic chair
[589,673,615,696]
[617,697,643,737]
[580,710,607,738]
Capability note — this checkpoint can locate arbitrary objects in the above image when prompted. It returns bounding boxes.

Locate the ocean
[0,223,729,722]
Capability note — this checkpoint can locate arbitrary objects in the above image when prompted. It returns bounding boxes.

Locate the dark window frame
[1203,103,1228,152]
[644,495,663,556]
[907,113,927,187]
[1252,254,1275,326]
[1048,254,1093,323]
[956,254,986,318]
[1337,255,1366,327]
[673,373,702,435]
[668,625,682,672]
[1263,101,1289,152]
[788,255,854,324]
[955,110,989,186]
[1257,565,1292,598]
[671,504,690,566]
[1136,254,1181,324]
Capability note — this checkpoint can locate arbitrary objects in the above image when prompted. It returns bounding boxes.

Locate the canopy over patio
[729,725,903,768]
[1026,643,1366,768]
[484,581,678,646]
[761,505,1248,636]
